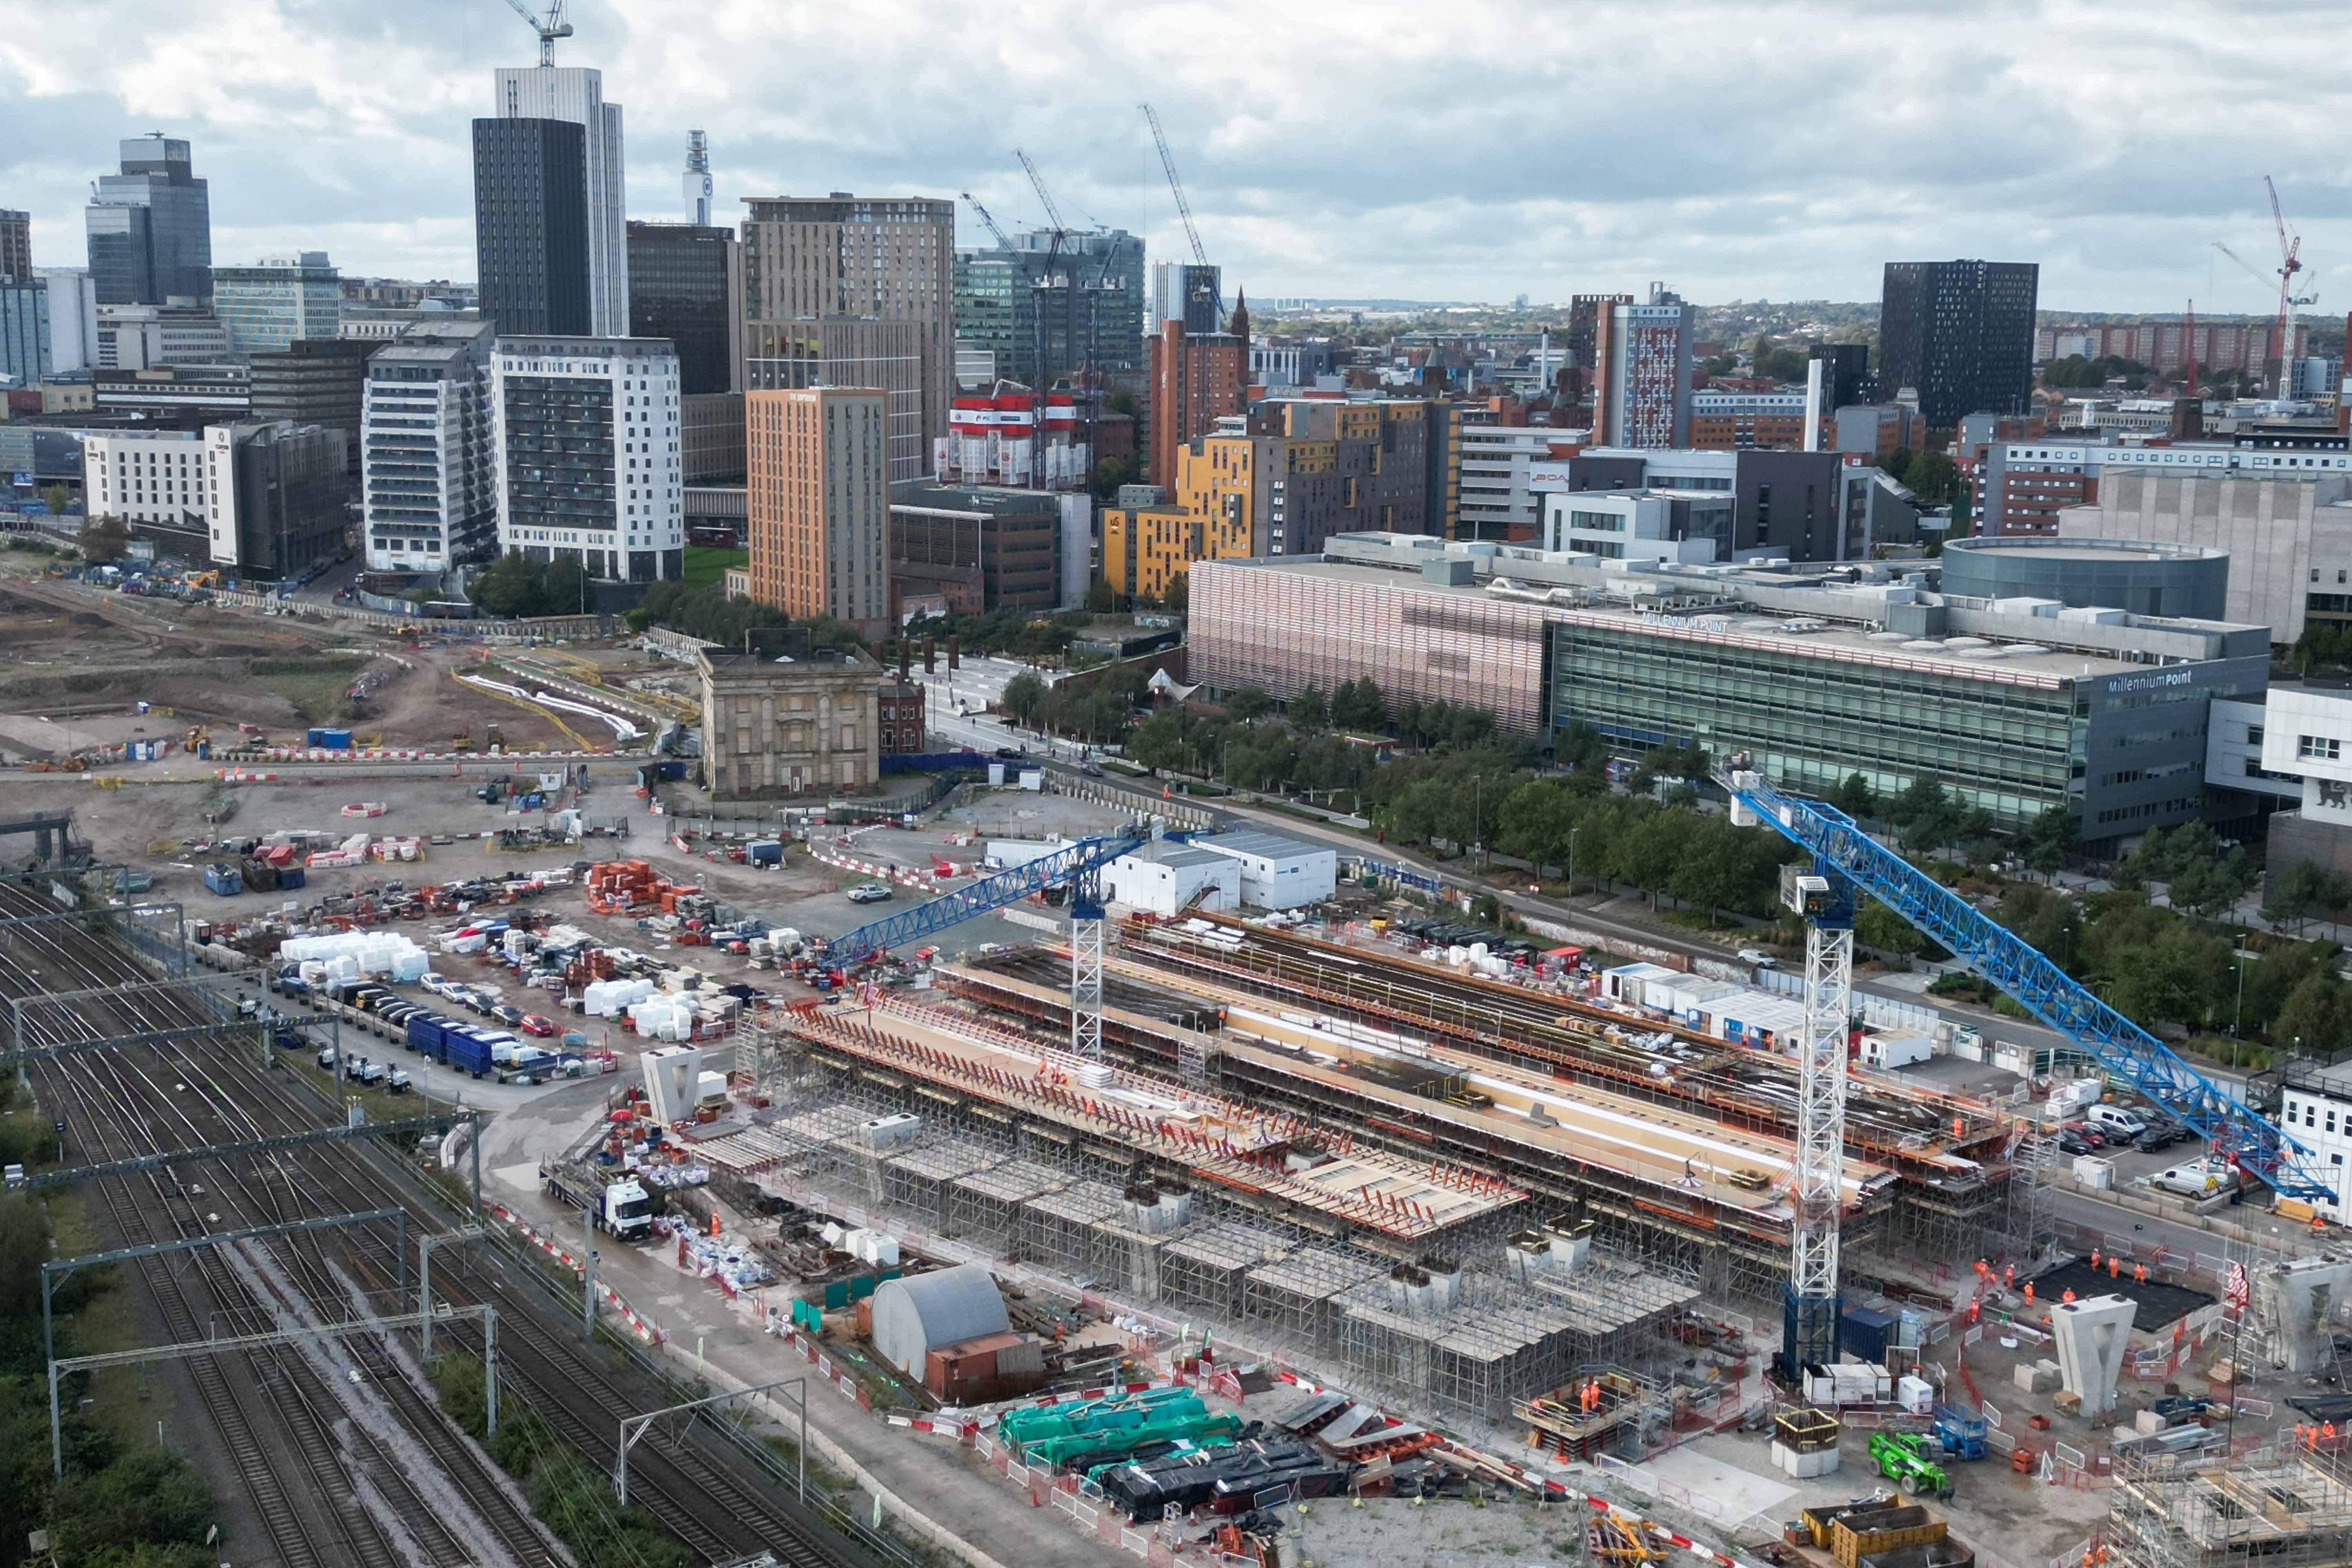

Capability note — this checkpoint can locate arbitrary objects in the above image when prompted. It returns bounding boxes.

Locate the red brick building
[877,677,926,755]
[1146,294,1249,489]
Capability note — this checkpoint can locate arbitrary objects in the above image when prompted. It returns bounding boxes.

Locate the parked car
[846,882,894,904]
[2085,1103,2149,1142]
[2054,1130,2096,1156]
[2136,1120,2192,1151]
[1736,947,1778,969]
[493,1003,525,1026]
[2061,1121,2108,1148]
[519,1014,557,1038]
[2152,1160,2239,1197]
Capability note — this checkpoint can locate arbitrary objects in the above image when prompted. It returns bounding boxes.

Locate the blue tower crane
[814,827,1148,1059]
[1719,763,2326,1203]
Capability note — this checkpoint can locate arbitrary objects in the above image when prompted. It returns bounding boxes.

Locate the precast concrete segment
[2050,1293,2136,1418]
[2261,1256,2352,1372]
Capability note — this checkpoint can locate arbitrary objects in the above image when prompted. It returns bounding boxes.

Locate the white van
[2151,1160,2237,1197]
[2085,1103,2148,1141]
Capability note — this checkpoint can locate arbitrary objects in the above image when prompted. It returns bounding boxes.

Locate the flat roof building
[1192,536,2272,844]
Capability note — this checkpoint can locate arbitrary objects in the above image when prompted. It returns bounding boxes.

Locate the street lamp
[1568,826,1581,897]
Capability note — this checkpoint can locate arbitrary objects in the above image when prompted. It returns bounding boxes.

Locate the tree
[2266,860,2352,936]
[467,551,542,617]
[1907,451,1960,505]
[1832,772,1877,820]
[1086,577,1119,613]
[1855,895,1929,958]
[78,514,129,564]
[1331,677,1386,733]
[1290,685,1328,731]
[1882,447,1914,486]
[2022,807,2079,878]
[1162,572,1189,615]
[2273,971,2348,1060]
[42,482,69,517]
[1000,672,1045,724]
[1225,686,1273,725]
[1498,780,1580,878]
[1887,777,1957,852]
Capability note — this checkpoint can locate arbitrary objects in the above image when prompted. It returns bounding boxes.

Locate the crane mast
[1140,103,1222,322]
[500,0,572,65]
[2267,176,2314,400]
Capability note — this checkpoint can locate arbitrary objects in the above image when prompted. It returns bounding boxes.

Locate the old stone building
[695,642,881,799]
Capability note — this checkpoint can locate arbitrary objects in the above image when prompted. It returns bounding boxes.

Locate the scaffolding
[1240,1247,1387,1354]
[1013,1179,1124,1278]
[1161,1220,1298,1319]
[2105,1449,2352,1568]
[945,1157,1066,1252]
[882,1138,1000,1230]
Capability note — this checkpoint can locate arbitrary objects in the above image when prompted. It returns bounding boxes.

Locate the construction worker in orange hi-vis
[1968,1298,1981,1325]
[2062,1287,2077,1305]
[2004,1262,2015,1289]
[2133,1262,2147,1284]
[2109,1256,2122,1278]
[2023,1282,2034,1304]
[2090,1248,2101,1270]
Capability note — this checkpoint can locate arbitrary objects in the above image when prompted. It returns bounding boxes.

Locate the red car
[519,1014,558,1038]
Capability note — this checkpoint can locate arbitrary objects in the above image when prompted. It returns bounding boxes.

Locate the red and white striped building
[933,383,1090,491]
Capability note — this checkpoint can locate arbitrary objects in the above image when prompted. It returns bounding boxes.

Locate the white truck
[541,1161,655,1241]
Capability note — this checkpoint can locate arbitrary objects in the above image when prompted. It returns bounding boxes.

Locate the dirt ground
[0,568,617,756]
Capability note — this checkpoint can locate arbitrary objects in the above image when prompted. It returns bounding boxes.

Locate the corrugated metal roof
[1195,830,1328,862]
[869,1263,1009,1373]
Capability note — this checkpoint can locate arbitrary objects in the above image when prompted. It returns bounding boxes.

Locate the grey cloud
[1,0,2347,307]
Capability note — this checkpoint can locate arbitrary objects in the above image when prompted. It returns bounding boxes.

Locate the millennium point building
[1192,534,2272,844]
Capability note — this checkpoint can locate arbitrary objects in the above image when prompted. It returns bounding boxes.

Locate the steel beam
[15,1110,474,1191]
[49,1303,499,1475]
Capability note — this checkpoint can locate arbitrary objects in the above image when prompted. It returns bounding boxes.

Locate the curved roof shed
[869,1263,1010,1374]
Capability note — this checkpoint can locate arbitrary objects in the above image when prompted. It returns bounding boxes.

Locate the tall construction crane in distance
[500,0,572,65]
[1141,102,1221,321]
[960,192,1012,252]
[2266,176,2315,400]
[1014,150,1080,474]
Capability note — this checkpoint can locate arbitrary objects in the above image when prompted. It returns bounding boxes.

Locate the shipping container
[442,1027,496,1077]
[304,726,354,749]
[1839,1305,1898,1364]
[279,865,305,889]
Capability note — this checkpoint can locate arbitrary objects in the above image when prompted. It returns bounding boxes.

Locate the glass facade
[0,282,51,385]
[1191,560,1553,734]
[1549,617,2082,825]
[626,221,734,394]
[84,138,212,306]
[213,261,340,357]
[952,229,1145,388]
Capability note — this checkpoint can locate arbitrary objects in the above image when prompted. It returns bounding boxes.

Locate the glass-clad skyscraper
[85,135,212,305]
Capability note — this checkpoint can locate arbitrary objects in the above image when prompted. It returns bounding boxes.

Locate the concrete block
[2134,1409,2166,1434]
[2051,1294,2136,1418]
[1772,1439,1842,1478]
[2261,1258,2352,1372]
[2013,1360,2061,1394]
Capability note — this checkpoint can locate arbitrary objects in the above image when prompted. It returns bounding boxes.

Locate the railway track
[0,877,887,1568]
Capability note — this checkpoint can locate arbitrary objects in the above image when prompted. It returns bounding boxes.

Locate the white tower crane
[501,0,573,67]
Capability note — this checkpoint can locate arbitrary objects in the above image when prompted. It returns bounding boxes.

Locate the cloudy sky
[0,0,2342,314]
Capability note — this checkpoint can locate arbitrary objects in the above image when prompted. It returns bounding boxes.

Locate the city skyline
[0,0,2343,314]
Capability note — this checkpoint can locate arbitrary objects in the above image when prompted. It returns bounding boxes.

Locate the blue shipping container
[279,865,304,889]
[406,1014,446,1053]
[443,1028,495,1077]
[1838,1306,1896,1364]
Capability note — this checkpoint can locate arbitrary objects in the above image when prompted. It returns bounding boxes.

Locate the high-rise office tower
[683,131,711,225]
[740,194,954,483]
[361,320,496,572]
[1878,260,2039,432]
[494,66,626,335]
[1147,261,1220,335]
[492,334,682,584]
[745,386,890,636]
[0,281,49,385]
[213,252,341,357]
[1593,286,1691,449]
[954,227,1145,389]
[473,118,592,336]
[0,211,29,284]
[84,135,212,305]
[626,220,742,395]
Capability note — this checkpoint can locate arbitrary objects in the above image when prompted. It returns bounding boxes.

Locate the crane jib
[1724,769,2323,1200]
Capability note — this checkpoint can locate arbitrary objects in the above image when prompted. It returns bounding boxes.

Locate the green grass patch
[245,654,367,722]
[682,546,748,593]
